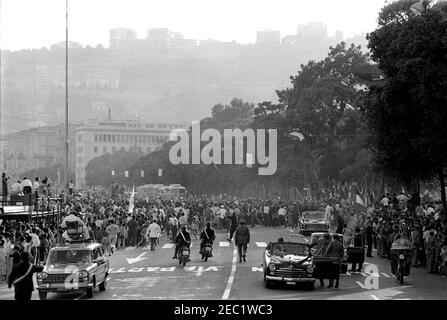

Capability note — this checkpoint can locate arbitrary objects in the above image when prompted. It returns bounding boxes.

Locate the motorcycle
[178,244,191,266]
[201,241,213,262]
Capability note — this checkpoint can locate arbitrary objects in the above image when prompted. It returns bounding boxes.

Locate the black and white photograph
[1,0,447,309]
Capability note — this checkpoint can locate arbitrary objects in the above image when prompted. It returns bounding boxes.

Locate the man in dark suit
[351,227,364,272]
[234,220,250,263]
[326,234,344,288]
[8,252,43,300]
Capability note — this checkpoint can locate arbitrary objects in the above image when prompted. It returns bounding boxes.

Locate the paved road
[1,227,446,300]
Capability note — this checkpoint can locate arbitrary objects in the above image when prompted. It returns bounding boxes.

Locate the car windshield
[303,212,325,220]
[271,243,309,257]
[48,249,92,264]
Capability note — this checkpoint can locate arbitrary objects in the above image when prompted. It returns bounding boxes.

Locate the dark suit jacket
[234,225,250,245]
[8,262,43,292]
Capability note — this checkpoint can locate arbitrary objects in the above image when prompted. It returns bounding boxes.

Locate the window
[103,146,107,153]
[103,134,107,142]
[134,135,138,143]
[94,146,98,153]
[151,136,155,143]
[121,135,124,142]
[112,146,116,153]
[108,134,111,142]
[130,135,134,142]
[77,134,83,143]
[112,134,115,142]
[138,135,142,143]
[76,146,83,153]
[94,134,98,142]
[99,134,102,142]
[126,135,129,143]
[121,146,124,151]
[143,135,147,143]
[77,157,83,164]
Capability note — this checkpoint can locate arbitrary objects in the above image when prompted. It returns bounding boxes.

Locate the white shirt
[145,222,161,238]
[277,208,286,216]
[33,181,39,191]
[325,205,333,221]
[263,206,270,214]
[22,179,32,188]
[218,208,227,219]
[381,197,389,206]
[30,232,40,247]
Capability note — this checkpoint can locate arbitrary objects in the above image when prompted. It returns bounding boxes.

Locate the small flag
[141,170,144,178]
[125,171,129,178]
[111,170,115,176]
[353,194,366,211]
[128,186,135,213]
[158,169,162,177]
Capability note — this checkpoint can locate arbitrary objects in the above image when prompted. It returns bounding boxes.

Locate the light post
[64,0,69,200]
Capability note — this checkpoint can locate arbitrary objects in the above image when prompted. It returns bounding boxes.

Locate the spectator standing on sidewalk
[2,173,9,198]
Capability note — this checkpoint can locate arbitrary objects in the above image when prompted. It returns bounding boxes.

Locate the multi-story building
[109,28,138,48]
[256,30,280,45]
[2,124,77,180]
[74,117,187,188]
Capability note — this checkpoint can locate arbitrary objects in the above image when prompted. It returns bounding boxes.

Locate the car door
[97,246,108,282]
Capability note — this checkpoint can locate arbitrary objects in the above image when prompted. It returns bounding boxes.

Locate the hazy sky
[0,0,387,51]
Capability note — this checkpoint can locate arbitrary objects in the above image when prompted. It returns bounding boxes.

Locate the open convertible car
[262,239,315,290]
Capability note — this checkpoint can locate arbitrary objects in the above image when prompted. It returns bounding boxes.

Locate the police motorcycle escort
[390,225,413,284]
[174,225,191,266]
[36,211,109,299]
[200,222,216,262]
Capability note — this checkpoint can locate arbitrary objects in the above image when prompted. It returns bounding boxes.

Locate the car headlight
[399,254,405,260]
[78,270,89,279]
[307,265,314,274]
[37,272,48,280]
[268,263,276,272]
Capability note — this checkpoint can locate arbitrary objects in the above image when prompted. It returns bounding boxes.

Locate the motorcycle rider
[173,225,191,260]
[200,221,216,256]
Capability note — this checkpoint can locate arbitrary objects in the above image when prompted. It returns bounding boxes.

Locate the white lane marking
[126,252,147,264]
[371,295,380,300]
[256,242,267,248]
[219,241,230,247]
[252,267,263,272]
[125,246,136,251]
[355,281,366,289]
[381,273,391,278]
[107,278,112,281]
[162,243,174,249]
[222,245,238,300]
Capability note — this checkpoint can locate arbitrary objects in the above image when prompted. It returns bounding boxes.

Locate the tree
[363,0,447,206]
[85,150,143,187]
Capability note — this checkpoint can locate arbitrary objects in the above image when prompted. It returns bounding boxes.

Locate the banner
[125,171,129,178]
[353,194,366,212]
[128,186,135,213]
[141,170,144,178]
[158,169,162,177]
[111,170,115,176]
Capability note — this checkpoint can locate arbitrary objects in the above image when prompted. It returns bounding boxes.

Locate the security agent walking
[351,227,364,272]
[234,220,250,263]
[8,252,43,300]
[325,234,344,289]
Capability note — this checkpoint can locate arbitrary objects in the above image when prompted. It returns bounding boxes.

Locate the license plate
[183,250,189,255]
[286,281,296,285]
[205,247,212,252]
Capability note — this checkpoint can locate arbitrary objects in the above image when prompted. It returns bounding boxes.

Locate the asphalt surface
[1,227,447,300]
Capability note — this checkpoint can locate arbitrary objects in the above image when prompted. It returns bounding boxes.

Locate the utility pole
[64,0,69,200]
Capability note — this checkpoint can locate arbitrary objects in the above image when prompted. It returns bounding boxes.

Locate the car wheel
[38,291,47,300]
[99,277,107,292]
[85,287,94,298]
[265,280,273,289]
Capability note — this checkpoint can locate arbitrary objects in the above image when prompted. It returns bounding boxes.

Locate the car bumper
[266,275,315,283]
[36,282,93,292]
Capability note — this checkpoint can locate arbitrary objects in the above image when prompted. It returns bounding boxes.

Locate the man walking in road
[146,219,161,250]
[234,220,250,263]
[8,252,43,300]
[326,234,344,289]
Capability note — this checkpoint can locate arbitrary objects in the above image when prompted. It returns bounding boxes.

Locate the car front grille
[306,224,326,229]
[44,274,69,283]
[273,267,310,278]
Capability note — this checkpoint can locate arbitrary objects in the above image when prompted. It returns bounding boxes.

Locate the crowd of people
[1,175,447,286]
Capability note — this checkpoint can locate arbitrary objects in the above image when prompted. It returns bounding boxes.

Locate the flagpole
[64,0,69,201]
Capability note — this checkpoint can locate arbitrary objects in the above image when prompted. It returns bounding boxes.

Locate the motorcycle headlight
[307,265,314,274]
[78,270,89,279]
[399,254,405,260]
[268,263,276,272]
[37,272,48,280]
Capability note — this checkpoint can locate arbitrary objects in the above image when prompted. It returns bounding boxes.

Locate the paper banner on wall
[125,171,129,178]
[111,170,115,176]
[158,169,162,177]
[141,170,144,178]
